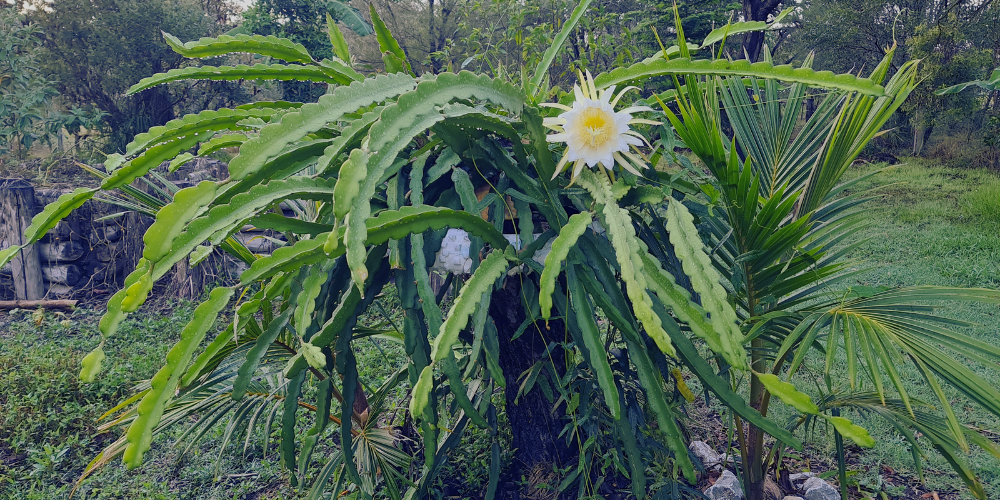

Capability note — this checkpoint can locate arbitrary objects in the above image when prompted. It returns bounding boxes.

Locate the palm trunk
[489,277,573,499]
[745,274,768,500]
[746,344,768,499]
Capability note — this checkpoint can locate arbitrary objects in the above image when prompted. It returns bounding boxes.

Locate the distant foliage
[783,0,1000,157]
[0,7,58,160]
[240,0,371,103]
[25,0,236,154]
[903,15,992,152]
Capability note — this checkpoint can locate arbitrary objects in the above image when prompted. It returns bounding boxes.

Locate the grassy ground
[2,158,998,499]
[0,303,298,499]
[0,287,498,499]
[762,158,1000,499]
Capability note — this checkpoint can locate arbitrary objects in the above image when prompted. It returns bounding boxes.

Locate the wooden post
[171,256,205,299]
[1,179,44,300]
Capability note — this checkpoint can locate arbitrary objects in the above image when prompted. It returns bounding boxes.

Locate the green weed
[0,304,293,499]
[961,174,1000,227]
[0,290,501,499]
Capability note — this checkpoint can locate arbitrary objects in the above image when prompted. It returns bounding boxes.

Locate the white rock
[689,441,720,466]
[433,228,473,274]
[431,229,553,274]
[42,264,82,286]
[704,470,744,500]
[802,477,840,500]
[782,497,804,500]
[789,472,816,483]
[38,241,85,262]
[233,232,281,253]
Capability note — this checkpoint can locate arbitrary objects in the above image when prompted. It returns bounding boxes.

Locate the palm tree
[659,33,1000,498]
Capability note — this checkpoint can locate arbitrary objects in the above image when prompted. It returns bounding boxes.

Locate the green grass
[0,304,295,499]
[0,297,419,499]
[845,160,1000,290]
[961,174,1000,228]
[762,158,1000,498]
[0,287,501,499]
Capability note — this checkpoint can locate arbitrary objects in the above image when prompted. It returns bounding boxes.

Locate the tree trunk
[913,123,926,156]
[741,0,783,63]
[171,256,205,299]
[147,80,176,127]
[746,422,766,500]
[1,179,44,300]
[428,0,436,72]
[742,29,767,62]
[121,211,150,282]
[490,277,574,499]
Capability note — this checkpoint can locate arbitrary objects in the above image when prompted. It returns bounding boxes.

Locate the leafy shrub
[0,8,59,160]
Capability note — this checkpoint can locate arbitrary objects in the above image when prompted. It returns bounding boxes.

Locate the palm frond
[782,288,1000,456]
[823,392,1000,498]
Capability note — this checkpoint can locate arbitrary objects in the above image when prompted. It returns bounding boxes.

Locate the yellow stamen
[577,107,614,147]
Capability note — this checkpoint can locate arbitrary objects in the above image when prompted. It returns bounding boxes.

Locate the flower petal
[547,132,570,143]
[600,85,616,104]
[540,102,573,111]
[550,149,573,180]
[622,130,649,147]
[620,106,654,114]
[628,118,662,126]
[621,150,650,170]
[622,134,645,147]
[613,152,644,176]
[611,86,641,106]
[585,70,598,102]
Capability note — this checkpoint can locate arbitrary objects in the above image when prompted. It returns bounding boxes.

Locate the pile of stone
[690,441,842,500]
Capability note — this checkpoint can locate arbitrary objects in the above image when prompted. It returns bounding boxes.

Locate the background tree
[361,0,742,86]
[0,6,58,160]
[904,16,991,154]
[240,0,371,102]
[25,0,218,153]
[783,0,1000,156]
[740,0,785,61]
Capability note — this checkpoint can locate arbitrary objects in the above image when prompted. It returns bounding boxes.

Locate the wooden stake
[1,179,44,300]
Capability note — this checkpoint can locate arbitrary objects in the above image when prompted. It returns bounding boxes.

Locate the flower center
[578,106,614,147]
